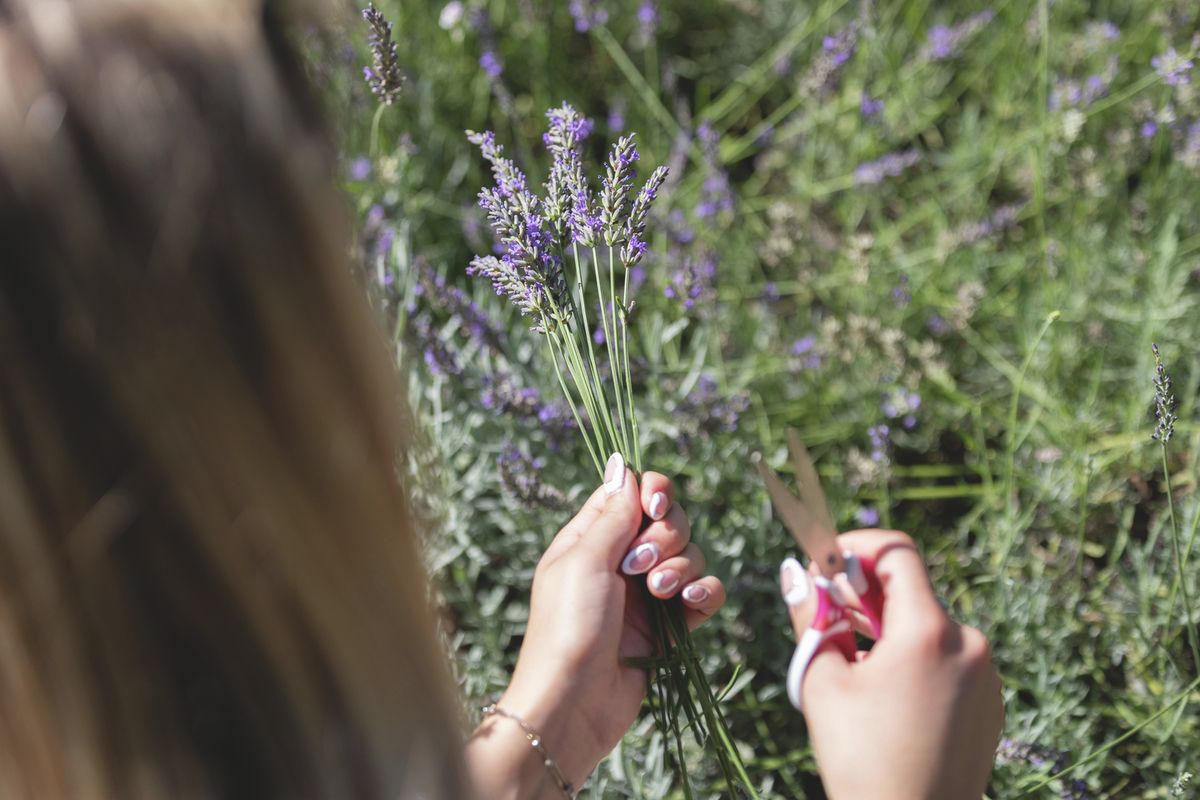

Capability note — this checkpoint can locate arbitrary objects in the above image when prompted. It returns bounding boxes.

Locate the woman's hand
[781,529,1004,800]
[466,453,725,798]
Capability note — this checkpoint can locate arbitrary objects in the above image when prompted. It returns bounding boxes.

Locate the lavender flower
[1151,343,1178,443]
[855,505,881,527]
[1152,48,1194,86]
[892,273,912,307]
[1141,120,1159,138]
[635,1,658,47]
[497,445,570,509]
[860,92,884,118]
[542,103,595,240]
[569,0,608,32]
[621,165,668,266]
[1050,57,1118,110]
[695,123,734,220]
[481,372,578,442]
[361,204,397,273]
[479,49,503,79]
[467,131,568,333]
[868,424,891,464]
[414,262,505,350]
[949,202,1025,246]
[882,388,921,430]
[362,4,403,105]
[791,336,822,369]
[853,148,921,186]
[996,739,1094,800]
[349,156,373,182]
[675,375,751,450]
[1085,20,1120,45]
[607,106,625,133]
[800,22,860,94]
[922,11,995,61]
[665,252,717,312]
[409,317,462,376]
[599,135,640,246]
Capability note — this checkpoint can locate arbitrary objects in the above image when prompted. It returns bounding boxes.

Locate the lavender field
[316,1,1199,796]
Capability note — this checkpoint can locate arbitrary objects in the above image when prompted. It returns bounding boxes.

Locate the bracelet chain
[481,703,577,799]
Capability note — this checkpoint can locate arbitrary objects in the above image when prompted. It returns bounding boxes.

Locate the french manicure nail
[651,569,680,594]
[621,542,658,575]
[683,584,710,603]
[603,452,626,496]
[780,557,809,606]
[648,491,668,520]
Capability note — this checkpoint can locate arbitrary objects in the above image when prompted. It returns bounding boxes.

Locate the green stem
[572,244,623,458]
[1161,444,1200,677]
[607,246,633,458]
[594,246,632,458]
[368,102,386,159]
[545,331,603,477]
[620,263,642,472]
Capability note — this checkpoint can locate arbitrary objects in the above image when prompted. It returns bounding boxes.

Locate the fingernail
[648,491,668,520]
[621,542,658,575]
[651,569,680,593]
[780,557,809,606]
[603,452,626,496]
[683,584,710,603]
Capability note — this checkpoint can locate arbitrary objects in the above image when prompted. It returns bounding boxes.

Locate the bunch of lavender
[361,4,403,105]
[466,105,756,796]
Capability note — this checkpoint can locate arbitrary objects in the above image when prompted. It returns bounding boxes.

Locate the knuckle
[910,613,952,653]
[961,626,995,668]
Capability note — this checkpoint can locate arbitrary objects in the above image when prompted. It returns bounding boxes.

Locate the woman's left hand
[472,452,725,794]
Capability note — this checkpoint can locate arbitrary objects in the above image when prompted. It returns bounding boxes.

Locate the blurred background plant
[307,0,1200,796]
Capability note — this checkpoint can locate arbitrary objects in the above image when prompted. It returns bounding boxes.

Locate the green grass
[315,0,1200,796]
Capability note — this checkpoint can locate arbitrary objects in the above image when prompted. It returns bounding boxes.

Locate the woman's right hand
[781,529,1004,800]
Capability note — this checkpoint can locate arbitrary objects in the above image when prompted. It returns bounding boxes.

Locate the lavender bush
[330,1,1200,796]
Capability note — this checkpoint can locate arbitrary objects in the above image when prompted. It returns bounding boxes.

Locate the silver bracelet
[481,703,576,799]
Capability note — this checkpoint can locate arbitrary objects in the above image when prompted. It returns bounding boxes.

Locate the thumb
[577,452,644,570]
[780,558,853,713]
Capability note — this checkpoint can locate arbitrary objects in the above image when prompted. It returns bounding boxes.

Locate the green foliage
[316,0,1200,796]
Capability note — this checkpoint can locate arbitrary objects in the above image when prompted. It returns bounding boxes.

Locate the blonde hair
[0,1,469,797]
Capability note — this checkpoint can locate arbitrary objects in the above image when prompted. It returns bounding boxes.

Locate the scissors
[752,429,886,712]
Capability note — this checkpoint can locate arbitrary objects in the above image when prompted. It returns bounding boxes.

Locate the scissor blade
[786,429,836,533]
[753,451,845,577]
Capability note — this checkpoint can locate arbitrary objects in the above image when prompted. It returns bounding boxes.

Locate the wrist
[498,675,605,790]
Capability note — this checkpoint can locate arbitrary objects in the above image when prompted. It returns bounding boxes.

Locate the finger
[576,452,644,570]
[780,557,853,711]
[619,503,691,576]
[681,576,725,630]
[640,471,675,521]
[646,542,706,598]
[836,529,945,636]
[540,483,609,566]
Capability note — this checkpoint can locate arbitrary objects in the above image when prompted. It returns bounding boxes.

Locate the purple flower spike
[1152,48,1194,86]
[362,4,403,104]
[569,0,608,32]
[479,49,503,79]
[853,149,921,186]
[922,11,994,61]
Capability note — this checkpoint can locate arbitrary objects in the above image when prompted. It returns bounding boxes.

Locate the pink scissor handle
[844,552,885,639]
[786,577,856,711]
[786,556,888,712]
